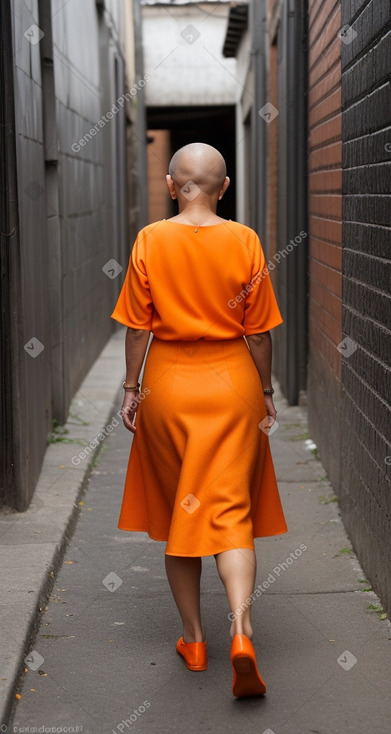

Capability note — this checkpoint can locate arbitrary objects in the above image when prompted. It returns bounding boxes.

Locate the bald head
[168,143,227,197]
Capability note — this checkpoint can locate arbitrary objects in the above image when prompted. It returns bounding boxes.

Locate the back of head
[168,143,227,196]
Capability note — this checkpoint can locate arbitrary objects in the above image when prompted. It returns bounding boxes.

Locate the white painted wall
[234,27,253,223]
[141,2,239,106]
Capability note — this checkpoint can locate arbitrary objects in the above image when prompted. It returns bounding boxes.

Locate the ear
[218,176,230,200]
[166,174,177,199]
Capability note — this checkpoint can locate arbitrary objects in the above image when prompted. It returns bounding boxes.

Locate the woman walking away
[111,142,287,698]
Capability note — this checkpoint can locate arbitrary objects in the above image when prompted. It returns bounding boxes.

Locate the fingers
[266,405,277,422]
[120,405,137,433]
[263,394,277,429]
[268,415,276,428]
[122,414,136,433]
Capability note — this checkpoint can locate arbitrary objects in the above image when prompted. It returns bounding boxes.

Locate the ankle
[230,619,253,640]
[183,624,205,643]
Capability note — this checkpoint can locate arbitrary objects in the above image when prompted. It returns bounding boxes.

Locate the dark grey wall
[2,0,140,510]
[6,0,53,511]
[272,0,308,405]
[340,0,391,612]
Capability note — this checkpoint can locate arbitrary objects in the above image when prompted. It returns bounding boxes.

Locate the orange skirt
[118,336,287,556]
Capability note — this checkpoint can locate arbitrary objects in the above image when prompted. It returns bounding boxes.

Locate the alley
[1,0,390,731]
[10,361,391,734]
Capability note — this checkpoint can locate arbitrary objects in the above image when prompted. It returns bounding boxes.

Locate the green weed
[319,494,338,505]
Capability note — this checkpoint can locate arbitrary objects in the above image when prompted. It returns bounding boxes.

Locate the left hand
[264,394,277,429]
[120,390,141,434]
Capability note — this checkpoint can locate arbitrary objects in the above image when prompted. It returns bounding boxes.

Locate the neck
[178,200,217,217]
[170,200,223,226]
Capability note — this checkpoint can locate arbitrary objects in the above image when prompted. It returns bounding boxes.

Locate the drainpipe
[286,0,299,404]
[0,0,21,507]
[286,0,308,403]
[295,0,308,400]
[133,0,149,228]
[251,0,268,244]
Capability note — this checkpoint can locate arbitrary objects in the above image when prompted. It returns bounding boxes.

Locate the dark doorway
[147,105,236,222]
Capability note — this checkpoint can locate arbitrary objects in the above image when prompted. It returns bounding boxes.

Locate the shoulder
[224,220,255,234]
[223,221,260,243]
[137,220,166,242]
[131,221,166,256]
[222,222,262,262]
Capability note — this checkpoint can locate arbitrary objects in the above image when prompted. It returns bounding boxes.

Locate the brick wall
[307,0,343,489]
[147,129,172,223]
[306,0,391,613]
[340,0,391,612]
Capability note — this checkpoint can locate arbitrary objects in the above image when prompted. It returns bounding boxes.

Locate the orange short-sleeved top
[111,220,283,340]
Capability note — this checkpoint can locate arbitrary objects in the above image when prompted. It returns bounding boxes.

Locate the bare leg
[165,554,205,642]
[215,548,257,639]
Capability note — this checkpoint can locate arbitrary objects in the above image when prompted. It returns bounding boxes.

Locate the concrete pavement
[0,329,126,727]
[1,328,391,733]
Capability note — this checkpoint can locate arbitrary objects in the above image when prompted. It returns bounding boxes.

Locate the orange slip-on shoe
[176,637,208,671]
[230,634,266,697]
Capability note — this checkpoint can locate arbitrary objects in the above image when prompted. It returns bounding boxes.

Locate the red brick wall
[339,0,391,615]
[307,0,343,487]
[308,0,342,379]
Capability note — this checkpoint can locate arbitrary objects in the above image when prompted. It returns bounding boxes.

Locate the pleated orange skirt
[118,336,287,556]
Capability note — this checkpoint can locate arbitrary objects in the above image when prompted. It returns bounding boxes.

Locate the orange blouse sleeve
[243,235,283,334]
[110,234,153,330]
